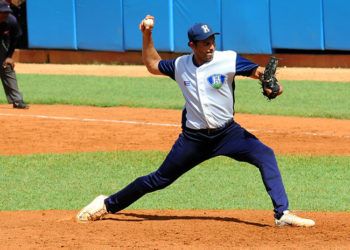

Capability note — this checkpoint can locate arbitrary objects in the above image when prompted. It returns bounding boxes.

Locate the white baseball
[143,18,154,29]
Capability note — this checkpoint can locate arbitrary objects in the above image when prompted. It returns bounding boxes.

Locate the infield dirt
[0,64,349,249]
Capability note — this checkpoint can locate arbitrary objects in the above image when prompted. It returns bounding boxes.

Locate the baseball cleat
[76,195,108,222]
[275,210,315,227]
[13,101,29,109]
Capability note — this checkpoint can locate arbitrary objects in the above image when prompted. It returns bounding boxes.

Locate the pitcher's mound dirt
[0,210,349,249]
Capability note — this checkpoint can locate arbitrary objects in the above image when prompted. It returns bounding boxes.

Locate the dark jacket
[0,14,22,57]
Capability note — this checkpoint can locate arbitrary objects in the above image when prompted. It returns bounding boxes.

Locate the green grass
[235,80,350,119]
[0,151,349,212]
[0,74,348,119]
[12,74,183,109]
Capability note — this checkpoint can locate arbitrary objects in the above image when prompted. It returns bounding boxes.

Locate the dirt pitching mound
[0,210,349,249]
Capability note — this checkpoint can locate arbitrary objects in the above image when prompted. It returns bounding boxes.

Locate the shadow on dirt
[104,212,270,227]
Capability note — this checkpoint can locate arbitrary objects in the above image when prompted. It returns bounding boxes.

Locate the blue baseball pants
[105,120,289,218]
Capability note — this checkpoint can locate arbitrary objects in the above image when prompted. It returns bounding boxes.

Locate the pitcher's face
[190,35,216,66]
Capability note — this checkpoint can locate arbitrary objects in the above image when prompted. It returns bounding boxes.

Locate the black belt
[184,118,234,135]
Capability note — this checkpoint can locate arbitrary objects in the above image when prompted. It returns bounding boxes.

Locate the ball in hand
[143,18,154,29]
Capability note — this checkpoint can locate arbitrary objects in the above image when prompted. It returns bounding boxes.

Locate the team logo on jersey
[207,74,227,89]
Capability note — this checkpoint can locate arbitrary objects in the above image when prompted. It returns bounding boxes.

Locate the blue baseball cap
[188,23,219,42]
[0,0,12,13]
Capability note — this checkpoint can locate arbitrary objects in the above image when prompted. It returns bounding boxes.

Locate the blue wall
[270,0,324,50]
[75,0,124,51]
[123,0,173,52]
[323,0,350,50]
[222,0,271,54]
[26,0,350,53]
[27,0,77,49]
[173,0,221,52]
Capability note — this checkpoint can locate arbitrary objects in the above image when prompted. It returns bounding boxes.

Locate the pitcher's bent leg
[105,134,209,213]
[251,144,289,218]
[105,169,176,213]
[219,127,289,218]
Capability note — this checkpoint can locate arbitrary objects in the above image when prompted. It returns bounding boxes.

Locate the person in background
[0,0,28,109]
[6,0,27,48]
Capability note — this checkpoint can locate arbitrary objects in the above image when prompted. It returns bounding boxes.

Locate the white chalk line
[0,113,179,127]
[1,112,349,138]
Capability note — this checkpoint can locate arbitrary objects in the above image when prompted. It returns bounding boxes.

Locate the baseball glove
[260,56,280,100]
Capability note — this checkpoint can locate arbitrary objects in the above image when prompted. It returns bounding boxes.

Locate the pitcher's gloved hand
[260,57,281,100]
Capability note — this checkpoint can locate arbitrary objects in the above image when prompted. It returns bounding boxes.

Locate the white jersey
[158,50,258,130]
